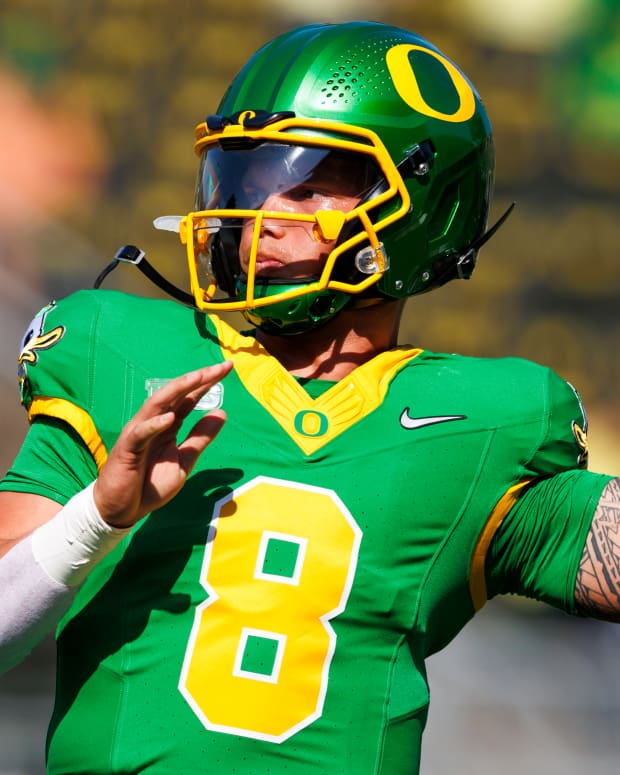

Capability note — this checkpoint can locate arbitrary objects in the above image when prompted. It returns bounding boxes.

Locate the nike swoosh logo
[400,409,466,430]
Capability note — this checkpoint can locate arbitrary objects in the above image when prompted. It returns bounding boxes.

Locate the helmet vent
[320,64,363,105]
[319,37,397,106]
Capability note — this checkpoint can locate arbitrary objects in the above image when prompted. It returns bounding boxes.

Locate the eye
[285,185,318,202]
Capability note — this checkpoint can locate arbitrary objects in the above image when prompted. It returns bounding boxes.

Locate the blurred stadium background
[1,1,619,773]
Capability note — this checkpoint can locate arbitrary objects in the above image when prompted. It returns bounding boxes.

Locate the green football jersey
[2,290,611,774]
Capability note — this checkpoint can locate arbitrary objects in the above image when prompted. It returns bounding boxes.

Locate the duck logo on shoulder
[18,302,66,367]
[572,420,589,468]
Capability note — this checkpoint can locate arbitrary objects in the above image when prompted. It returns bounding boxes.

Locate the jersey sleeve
[486,367,614,612]
[487,469,613,612]
[0,416,98,503]
[0,292,109,500]
[15,293,112,469]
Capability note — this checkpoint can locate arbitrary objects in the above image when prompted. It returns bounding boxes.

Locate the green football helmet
[176,21,498,334]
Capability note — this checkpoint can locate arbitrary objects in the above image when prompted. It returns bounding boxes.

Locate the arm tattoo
[575,477,620,621]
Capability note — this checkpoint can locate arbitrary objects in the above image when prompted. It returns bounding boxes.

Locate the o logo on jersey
[386,43,476,123]
[293,410,329,437]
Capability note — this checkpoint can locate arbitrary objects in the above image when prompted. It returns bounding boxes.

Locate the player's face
[238,157,362,280]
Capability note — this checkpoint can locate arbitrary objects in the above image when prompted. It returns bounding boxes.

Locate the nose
[259,192,292,237]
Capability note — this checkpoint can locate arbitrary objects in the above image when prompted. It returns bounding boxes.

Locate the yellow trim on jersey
[213,317,422,455]
[27,396,108,471]
[469,478,534,611]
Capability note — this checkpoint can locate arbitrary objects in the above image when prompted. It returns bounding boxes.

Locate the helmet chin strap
[462,201,515,266]
[430,202,515,287]
[93,244,196,307]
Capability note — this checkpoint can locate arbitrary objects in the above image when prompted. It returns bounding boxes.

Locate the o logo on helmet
[386,44,476,123]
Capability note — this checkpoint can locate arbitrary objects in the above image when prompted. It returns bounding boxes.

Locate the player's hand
[93,361,232,529]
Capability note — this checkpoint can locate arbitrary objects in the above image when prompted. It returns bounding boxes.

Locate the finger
[119,359,230,457]
[138,361,233,419]
[160,361,232,430]
[177,410,227,473]
[122,411,177,456]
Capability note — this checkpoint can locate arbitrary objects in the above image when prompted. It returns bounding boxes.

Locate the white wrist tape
[31,482,131,587]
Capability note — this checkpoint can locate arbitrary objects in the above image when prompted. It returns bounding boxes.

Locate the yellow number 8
[179,476,362,742]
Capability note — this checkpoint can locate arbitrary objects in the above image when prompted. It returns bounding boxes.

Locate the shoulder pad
[17,290,220,467]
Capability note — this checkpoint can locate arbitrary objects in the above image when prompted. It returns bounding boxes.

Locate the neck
[255,299,406,380]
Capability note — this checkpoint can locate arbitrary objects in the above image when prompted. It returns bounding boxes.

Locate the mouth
[252,256,287,277]
[256,255,283,268]
[243,249,326,281]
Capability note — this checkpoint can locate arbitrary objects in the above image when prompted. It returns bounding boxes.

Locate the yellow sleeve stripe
[27,396,108,472]
[469,478,534,611]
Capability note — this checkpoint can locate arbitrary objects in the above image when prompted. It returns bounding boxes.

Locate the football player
[0,20,618,775]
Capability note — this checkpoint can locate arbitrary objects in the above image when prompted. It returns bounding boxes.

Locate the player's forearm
[0,483,130,674]
[0,537,75,673]
[574,477,620,622]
